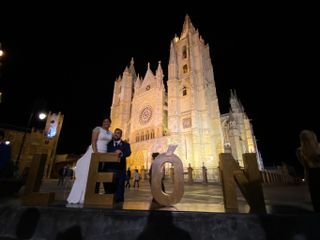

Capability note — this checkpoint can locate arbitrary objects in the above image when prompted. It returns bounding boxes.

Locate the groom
[106,128,131,203]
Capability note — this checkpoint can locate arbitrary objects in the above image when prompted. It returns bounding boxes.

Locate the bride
[67,118,113,204]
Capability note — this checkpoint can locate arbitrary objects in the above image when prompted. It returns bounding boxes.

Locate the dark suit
[106,140,131,202]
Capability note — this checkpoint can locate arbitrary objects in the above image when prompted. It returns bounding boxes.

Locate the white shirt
[114,140,121,147]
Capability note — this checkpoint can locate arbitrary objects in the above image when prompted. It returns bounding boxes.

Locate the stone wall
[0,205,319,240]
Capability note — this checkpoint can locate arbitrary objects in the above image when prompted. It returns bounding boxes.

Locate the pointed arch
[183,64,188,74]
[182,86,187,96]
[182,46,187,59]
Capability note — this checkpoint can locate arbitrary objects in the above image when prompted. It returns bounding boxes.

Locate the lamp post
[15,100,47,176]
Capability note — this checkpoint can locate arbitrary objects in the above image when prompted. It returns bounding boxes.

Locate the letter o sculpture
[151,153,184,206]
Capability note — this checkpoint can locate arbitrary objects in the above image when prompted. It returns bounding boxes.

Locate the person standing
[133,169,140,188]
[67,118,112,204]
[296,130,320,212]
[106,128,131,203]
[57,165,67,186]
[125,167,131,188]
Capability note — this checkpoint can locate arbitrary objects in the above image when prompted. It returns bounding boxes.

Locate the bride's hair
[103,117,111,123]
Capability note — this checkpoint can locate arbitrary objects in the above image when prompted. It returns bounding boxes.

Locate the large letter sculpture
[151,146,184,206]
[84,152,119,207]
[219,153,266,213]
[23,154,55,205]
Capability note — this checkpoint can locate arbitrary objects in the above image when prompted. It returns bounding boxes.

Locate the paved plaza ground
[1,179,318,240]
[34,179,314,214]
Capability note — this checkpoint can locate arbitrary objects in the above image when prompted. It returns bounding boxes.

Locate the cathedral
[110,15,263,180]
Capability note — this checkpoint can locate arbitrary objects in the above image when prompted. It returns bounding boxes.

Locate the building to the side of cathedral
[110,15,263,181]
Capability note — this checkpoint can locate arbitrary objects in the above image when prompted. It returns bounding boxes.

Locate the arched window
[146,131,150,140]
[151,129,155,139]
[182,86,187,96]
[141,132,144,141]
[182,46,187,59]
[183,64,188,73]
[136,133,140,142]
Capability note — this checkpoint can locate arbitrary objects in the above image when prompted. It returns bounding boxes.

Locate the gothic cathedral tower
[110,58,136,140]
[167,15,224,169]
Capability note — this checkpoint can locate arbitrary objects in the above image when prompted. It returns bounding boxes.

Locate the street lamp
[38,112,47,120]
[0,49,3,58]
[15,100,47,175]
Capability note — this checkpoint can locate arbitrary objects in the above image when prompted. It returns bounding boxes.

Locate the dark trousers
[115,170,126,202]
[125,178,131,188]
[57,176,65,186]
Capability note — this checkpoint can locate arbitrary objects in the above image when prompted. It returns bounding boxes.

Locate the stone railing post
[187,163,193,184]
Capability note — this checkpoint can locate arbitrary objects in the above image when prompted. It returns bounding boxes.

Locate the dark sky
[0,3,317,173]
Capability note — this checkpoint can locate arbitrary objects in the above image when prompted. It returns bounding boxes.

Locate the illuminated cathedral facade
[110,15,263,179]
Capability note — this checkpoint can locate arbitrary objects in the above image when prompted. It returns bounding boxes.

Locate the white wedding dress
[67,127,112,204]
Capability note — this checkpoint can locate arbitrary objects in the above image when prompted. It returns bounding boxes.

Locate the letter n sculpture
[219,153,266,213]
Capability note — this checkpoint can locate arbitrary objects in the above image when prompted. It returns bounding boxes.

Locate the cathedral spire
[169,41,177,64]
[134,73,142,88]
[144,62,155,80]
[156,61,164,78]
[129,57,136,78]
[180,14,195,38]
[168,41,178,79]
[156,61,164,88]
[123,66,129,74]
[230,89,243,113]
[230,89,235,99]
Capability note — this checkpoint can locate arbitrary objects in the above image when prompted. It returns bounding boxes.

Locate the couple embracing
[67,117,131,205]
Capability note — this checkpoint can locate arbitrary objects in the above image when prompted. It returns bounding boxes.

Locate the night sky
[0,3,317,173]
